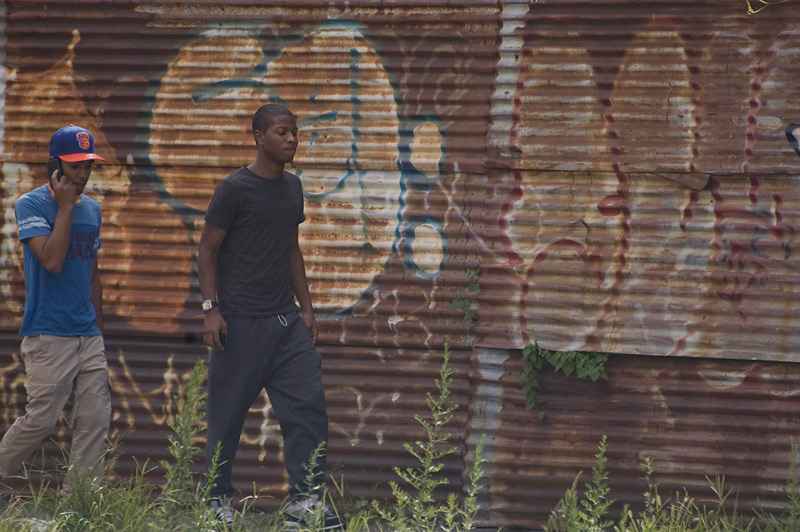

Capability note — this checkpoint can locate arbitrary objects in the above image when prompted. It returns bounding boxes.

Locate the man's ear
[253,129,264,146]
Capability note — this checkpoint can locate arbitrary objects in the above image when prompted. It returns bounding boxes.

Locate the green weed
[548,436,800,532]
[159,358,208,508]
[373,344,488,532]
[1,352,798,532]
[546,435,614,532]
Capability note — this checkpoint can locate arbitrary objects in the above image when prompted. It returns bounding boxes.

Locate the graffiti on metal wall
[1,3,800,521]
[0,17,463,471]
[0,20,455,342]
[1,5,800,360]
[145,22,448,313]
[477,7,800,361]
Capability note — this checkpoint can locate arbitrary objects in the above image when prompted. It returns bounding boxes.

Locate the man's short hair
[252,104,294,133]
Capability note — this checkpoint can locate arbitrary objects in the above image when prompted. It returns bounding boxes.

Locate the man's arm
[289,228,318,344]
[25,176,79,273]
[198,221,227,349]
[91,257,104,333]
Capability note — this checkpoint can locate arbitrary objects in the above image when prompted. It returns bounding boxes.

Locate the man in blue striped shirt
[0,125,110,510]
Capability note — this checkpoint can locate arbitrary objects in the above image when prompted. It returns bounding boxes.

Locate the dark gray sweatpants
[205,312,329,500]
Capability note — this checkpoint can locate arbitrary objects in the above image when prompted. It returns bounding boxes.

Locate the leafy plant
[545,435,615,532]
[583,435,615,531]
[451,299,477,325]
[280,441,346,531]
[329,473,380,532]
[455,433,488,532]
[156,360,246,531]
[634,455,670,530]
[549,437,800,532]
[546,474,583,532]
[158,358,208,510]
[520,340,608,421]
[298,441,328,497]
[374,344,487,532]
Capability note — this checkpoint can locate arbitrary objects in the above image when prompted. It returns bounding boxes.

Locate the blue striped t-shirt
[15,185,102,337]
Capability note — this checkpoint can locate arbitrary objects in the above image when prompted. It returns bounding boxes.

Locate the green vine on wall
[520,341,609,421]
[451,266,480,325]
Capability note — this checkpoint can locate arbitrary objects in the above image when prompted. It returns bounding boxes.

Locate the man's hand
[301,308,318,344]
[203,308,227,350]
[47,170,78,206]
[26,171,78,274]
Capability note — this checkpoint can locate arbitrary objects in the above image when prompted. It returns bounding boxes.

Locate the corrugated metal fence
[1,1,799,529]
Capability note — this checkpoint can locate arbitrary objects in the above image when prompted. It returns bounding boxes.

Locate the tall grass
[0,353,797,532]
[0,359,240,532]
[371,344,487,532]
[546,437,800,532]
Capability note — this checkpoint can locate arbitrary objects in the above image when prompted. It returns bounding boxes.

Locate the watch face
[202,300,214,311]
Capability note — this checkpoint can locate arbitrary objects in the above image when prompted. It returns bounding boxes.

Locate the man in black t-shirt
[197,104,341,530]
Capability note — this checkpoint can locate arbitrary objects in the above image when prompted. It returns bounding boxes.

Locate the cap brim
[59,153,105,162]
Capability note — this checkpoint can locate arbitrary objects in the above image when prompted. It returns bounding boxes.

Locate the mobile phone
[219,331,227,347]
[46,158,63,182]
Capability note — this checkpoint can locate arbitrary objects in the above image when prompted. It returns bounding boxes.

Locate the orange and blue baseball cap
[49,124,105,162]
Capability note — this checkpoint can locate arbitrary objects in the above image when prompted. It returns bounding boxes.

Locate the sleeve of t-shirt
[15,193,52,243]
[204,180,237,232]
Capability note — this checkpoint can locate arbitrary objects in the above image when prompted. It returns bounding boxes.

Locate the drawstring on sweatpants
[278,314,288,327]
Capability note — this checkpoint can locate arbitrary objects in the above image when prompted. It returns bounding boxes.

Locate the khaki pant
[0,335,111,480]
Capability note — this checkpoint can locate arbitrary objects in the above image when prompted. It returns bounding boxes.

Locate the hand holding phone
[46,158,62,182]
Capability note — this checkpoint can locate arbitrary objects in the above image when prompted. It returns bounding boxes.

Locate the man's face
[256,115,298,165]
[60,159,94,195]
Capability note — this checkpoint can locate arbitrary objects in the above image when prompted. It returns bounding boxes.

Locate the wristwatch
[201,299,218,312]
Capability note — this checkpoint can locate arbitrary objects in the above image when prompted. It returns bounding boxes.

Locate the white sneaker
[207,497,235,525]
[283,496,343,531]
[25,517,58,532]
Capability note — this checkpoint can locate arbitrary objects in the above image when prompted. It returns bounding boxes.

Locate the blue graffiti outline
[402,216,448,279]
[397,114,448,191]
[139,20,449,316]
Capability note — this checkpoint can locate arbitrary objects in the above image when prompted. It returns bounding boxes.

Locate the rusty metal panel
[479,1,800,362]
[0,0,495,339]
[0,0,485,520]
[487,0,800,178]
[1,1,800,531]
[471,347,800,529]
[475,169,800,361]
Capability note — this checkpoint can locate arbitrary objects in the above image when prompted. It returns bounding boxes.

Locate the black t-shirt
[204,166,305,318]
